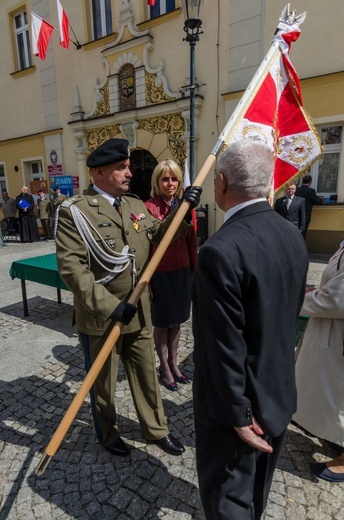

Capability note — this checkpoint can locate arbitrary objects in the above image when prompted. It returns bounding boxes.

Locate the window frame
[311,125,343,197]
[11,7,32,71]
[147,0,176,19]
[90,0,113,40]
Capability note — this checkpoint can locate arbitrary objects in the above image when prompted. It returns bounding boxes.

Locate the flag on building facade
[31,12,54,60]
[225,9,322,195]
[57,0,70,49]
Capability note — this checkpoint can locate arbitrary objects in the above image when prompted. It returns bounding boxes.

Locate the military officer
[56,138,201,457]
[37,189,52,239]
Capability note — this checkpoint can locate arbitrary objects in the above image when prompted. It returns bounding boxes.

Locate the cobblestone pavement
[0,239,343,519]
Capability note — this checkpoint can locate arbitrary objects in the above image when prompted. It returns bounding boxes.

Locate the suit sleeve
[301,263,344,319]
[56,205,121,322]
[193,243,253,427]
[299,199,306,231]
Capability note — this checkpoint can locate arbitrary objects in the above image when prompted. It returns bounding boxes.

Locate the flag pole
[36,4,304,475]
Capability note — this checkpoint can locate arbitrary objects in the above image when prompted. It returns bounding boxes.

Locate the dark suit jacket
[192,201,308,437]
[295,184,322,226]
[274,194,306,231]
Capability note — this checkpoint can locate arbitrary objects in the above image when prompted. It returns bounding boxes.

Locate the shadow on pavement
[0,342,202,519]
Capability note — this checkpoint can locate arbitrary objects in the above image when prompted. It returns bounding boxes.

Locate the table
[9,253,69,316]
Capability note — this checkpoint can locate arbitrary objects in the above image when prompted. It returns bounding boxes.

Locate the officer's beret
[86,138,130,168]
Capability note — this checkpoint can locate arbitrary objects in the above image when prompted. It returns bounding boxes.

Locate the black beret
[86,138,130,168]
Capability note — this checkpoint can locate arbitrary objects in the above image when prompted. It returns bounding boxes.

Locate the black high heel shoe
[171,371,190,384]
[158,369,178,392]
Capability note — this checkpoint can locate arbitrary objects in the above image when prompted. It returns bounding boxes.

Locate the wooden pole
[35,153,217,475]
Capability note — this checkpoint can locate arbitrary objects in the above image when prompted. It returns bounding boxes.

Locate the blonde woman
[145,159,197,391]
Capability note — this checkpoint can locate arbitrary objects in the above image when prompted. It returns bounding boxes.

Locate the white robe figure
[293,245,344,447]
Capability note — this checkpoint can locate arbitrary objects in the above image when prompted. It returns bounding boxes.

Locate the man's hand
[234,418,273,453]
[111,302,137,325]
[182,186,202,210]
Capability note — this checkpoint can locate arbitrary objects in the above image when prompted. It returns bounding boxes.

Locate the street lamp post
[182,0,203,185]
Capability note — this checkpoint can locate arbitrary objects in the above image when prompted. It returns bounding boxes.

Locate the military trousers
[79,324,168,448]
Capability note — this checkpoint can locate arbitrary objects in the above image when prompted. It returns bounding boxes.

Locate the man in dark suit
[274,182,306,233]
[192,140,309,519]
[295,174,323,238]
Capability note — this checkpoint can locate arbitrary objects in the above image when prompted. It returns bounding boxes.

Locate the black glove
[111,302,137,325]
[182,186,203,210]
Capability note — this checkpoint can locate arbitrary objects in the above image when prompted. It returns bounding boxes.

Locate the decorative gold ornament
[86,125,121,154]
[139,114,186,167]
[94,84,110,117]
[146,73,174,105]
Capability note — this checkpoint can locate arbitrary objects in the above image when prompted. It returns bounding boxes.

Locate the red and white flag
[226,13,322,195]
[148,0,157,6]
[31,12,54,61]
[57,0,69,49]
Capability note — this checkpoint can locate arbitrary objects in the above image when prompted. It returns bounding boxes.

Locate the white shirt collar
[92,184,116,206]
[224,198,267,223]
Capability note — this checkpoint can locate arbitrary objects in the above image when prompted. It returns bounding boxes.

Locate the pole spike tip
[35,452,52,476]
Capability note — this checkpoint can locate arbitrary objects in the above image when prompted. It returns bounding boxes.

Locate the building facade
[1,0,343,253]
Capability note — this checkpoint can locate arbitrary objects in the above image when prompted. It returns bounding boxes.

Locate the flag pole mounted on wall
[36,4,321,475]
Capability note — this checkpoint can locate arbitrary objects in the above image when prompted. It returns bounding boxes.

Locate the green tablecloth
[9,253,69,291]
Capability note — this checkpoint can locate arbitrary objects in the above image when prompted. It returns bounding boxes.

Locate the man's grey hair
[216,140,274,199]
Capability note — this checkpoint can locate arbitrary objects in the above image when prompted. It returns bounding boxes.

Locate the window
[311,126,342,197]
[14,10,31,70]
[91,0,112,39]
[148,0,176,19]
[0,165,6,203]
[31,161,44,181]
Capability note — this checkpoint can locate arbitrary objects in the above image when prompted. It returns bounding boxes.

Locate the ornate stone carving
[94,84,110,117]
[85,125,121,154]
[146,72,175,105]
[139,114,186,167]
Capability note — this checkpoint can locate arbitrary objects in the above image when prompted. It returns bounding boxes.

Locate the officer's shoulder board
[124,192,141,201]
[61,195,84,208]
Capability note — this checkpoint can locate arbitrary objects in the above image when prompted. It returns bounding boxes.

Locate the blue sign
[49,175,74,197]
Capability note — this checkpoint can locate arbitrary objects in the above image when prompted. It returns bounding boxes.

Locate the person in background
[145,159,197,392]
[2,192,17,230]
[192,140,308,519]
[295,174,323,238]
[37,189,52,240]
[15,186,40,243]
[56,138,201,457]
[293,242,344,482]
[274,182,306,233]
[52,186,66,235]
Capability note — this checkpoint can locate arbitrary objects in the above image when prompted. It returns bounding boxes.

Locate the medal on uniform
[130,211,145,231]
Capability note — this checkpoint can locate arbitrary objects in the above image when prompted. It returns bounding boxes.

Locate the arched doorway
[130,149,158,201]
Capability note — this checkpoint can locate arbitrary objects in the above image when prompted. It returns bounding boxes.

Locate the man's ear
[219,172,228,194]
[93,167,103,179]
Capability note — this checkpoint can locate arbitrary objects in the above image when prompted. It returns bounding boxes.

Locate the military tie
[113,197,122,215]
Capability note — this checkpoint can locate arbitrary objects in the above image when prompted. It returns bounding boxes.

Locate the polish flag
[225,13,322,195]
[57,0,70,49]
[31,12,54,61]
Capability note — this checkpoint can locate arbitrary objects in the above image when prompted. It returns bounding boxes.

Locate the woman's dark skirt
[150,267,192,328]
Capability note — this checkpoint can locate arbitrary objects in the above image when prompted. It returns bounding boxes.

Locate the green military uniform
[56,186,189,448]
[37,197,52,239]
